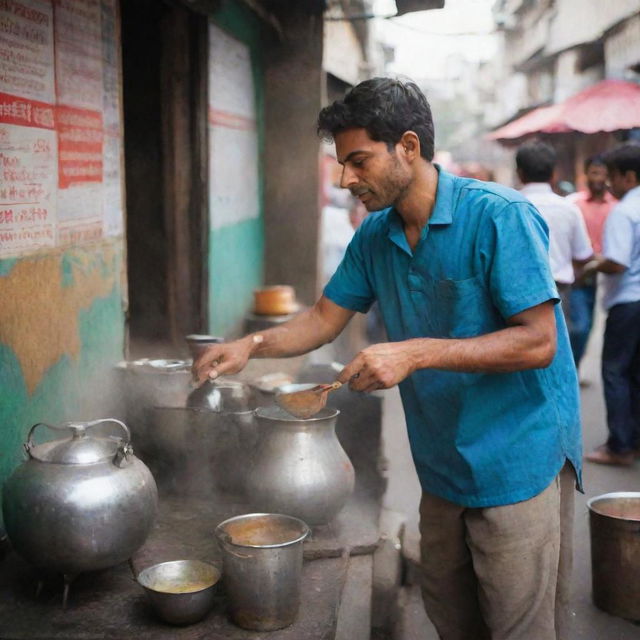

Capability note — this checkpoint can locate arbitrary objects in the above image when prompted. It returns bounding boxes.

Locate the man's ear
[399,131,420,160]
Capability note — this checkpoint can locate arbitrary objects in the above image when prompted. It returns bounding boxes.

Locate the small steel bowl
[137,559,220,625]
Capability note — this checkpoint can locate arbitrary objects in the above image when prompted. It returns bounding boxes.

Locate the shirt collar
[520,182,553,195]
[387,164,455,254]
[585,190,616,203]
[621,184,640,201]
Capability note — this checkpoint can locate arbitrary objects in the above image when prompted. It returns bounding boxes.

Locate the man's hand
[338,342,416,392]
[192,335,263,383]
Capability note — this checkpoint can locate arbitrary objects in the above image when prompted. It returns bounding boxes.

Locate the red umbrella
[561,79,640,134]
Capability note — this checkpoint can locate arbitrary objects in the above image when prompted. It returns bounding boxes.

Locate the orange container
[253,286,298,316]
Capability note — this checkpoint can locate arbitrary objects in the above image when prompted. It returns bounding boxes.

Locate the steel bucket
[215,513,309,630]
[587,491,640,620]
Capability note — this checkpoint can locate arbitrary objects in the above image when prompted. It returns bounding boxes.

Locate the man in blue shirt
[194,78,581,640]
[585,143,640,466]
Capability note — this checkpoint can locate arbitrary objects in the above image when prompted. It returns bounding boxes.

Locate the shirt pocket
[409,271,500,338]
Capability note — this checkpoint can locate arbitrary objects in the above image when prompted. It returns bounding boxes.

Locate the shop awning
[562,79,640,134]
[488,79,640,141]
[487,103,571,140]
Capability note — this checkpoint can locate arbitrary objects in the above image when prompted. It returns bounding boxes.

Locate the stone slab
[0,550,348,640]
[0,490,375,640]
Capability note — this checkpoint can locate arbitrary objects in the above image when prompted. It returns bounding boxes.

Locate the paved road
[381,305,640,639]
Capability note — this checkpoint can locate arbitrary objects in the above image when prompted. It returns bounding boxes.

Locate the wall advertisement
[0,0,123,259]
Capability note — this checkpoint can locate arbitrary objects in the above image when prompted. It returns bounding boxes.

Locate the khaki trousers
[419,463,575,640]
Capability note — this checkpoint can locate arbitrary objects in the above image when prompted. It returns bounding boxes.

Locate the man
[585,143,640,467]
[516,140,594,329]
[194,78,581,639]
[566,155,617,371]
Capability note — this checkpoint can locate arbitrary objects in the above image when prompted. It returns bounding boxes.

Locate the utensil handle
[311,381,342,392]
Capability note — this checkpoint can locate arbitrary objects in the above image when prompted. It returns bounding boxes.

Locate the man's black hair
[317,77,435,161]
[584,153,606,172]
[602,143,640,180]
[515,140,556,183]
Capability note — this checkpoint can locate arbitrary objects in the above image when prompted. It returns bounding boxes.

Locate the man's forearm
[249,299,353,359]
[405,324,555,374]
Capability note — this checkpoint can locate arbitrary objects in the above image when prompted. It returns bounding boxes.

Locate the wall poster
[0,0,124,258]
[208,23,259,230]
[54,0,104,246]
[0,0,57,257]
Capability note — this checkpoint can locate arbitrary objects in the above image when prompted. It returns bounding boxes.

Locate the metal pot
[115,359,193,459]
[2,419,158,578]
[245,406,354,526]
[588,492,640,621]
[149,406,255,498]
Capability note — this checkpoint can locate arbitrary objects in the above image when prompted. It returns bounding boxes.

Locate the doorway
[121,0,208,358]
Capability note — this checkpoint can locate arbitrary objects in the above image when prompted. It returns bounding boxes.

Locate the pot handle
[25,422,65,454]
[81,418,131,444]
[25,419,131,453]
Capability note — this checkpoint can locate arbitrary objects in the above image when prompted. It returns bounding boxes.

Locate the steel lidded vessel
[2,418,158,596]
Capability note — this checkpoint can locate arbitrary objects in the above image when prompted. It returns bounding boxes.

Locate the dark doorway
[121,0,208,358]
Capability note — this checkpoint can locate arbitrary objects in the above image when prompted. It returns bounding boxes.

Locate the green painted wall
[208,2,265,337]
[0,244,126,526]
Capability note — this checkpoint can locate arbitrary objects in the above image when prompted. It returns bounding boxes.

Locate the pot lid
[29,424,120,464]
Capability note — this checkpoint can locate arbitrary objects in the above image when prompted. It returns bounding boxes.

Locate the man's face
[586,164,607,196]
[607,168,634,200]
[335,128,412,211]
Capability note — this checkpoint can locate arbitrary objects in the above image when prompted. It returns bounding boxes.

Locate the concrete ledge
[335,554,374,640]
[372,509,406,634]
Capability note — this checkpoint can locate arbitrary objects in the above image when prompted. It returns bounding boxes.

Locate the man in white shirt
[585,143,640,466]
[517,140,594,326]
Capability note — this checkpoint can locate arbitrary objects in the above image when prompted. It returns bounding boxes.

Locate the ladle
[275,382,342,419]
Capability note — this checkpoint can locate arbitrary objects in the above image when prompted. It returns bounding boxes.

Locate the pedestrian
[516,140,594,331]
[193,78,582,640]
[585,143,640,467]
[566,155,617,376]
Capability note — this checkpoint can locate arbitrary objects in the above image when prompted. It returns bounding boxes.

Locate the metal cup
[215,513,310,630]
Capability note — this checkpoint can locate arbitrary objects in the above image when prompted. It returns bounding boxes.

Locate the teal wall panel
[208,2,265,336]
[208,219,263,336]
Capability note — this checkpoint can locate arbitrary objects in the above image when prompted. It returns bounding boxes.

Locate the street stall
[0,357,385,639]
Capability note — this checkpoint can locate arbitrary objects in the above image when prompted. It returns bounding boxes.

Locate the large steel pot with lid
[2,419,158,577]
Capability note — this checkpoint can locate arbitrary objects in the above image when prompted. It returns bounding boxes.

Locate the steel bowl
[137,559,220,625]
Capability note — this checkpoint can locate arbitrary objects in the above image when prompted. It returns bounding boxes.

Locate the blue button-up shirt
[324,168,582,507]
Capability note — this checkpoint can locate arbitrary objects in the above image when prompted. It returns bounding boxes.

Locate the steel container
[215,513,309,630]
[149,405,255,497]
[2,419,158,577]
[115,359,193,459]
[246,405,354,525]
[137,559,220,625]
[587,491,640,621]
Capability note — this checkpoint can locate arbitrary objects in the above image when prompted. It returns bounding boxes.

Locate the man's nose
[340,165,357,189]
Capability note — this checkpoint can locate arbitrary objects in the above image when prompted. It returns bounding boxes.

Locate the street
[381,304,640,639]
